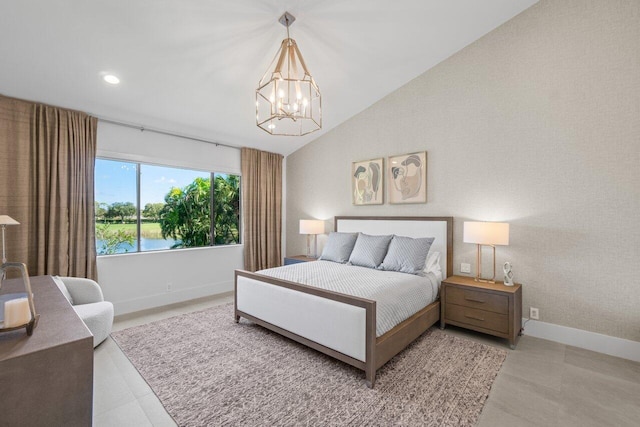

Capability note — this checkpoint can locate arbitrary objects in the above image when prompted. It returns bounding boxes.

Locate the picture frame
[388,151,427,204]
[352,157,384,205]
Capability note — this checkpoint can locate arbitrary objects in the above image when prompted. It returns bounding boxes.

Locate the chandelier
[256,12,322,136]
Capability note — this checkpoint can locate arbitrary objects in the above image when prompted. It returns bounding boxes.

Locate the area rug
[111,303,506,426]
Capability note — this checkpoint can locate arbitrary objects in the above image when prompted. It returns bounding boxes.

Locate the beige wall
[285,0,640,341]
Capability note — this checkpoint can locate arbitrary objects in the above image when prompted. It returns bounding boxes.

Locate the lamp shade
[463,221,509,246]
[0,215,19,225]
[299,219,324,235]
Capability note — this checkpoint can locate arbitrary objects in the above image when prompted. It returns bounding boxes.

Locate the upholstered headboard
[334,216,453,278]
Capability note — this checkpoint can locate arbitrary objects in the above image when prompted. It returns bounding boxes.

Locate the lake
[96,237,180,255]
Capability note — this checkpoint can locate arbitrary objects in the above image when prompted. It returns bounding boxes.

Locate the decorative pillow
[348,233,393,269]
[380,235,435,275]
[52,275,74,305]
[319,232,358,263]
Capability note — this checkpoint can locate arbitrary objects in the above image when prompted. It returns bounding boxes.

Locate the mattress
[257,260,440,337]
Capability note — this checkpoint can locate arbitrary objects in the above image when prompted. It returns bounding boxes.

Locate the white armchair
[53,276,114,347]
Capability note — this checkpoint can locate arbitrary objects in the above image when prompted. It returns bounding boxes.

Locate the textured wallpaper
[285,0,640,341]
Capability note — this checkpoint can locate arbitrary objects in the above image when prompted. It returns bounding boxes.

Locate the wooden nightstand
[440,275,522,349]
[283,255,317,265]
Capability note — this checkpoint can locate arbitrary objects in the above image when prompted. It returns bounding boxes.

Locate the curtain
[0,94,97,279]
[241,147,283,271]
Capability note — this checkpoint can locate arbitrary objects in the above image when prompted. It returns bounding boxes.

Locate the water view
[96,237,180,254]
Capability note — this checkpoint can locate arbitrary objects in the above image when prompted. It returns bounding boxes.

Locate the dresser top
[0,275,92,361]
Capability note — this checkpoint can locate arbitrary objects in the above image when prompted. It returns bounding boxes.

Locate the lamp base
[474,244,497,284]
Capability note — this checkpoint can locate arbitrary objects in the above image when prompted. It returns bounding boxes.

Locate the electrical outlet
[166,282,172,292]
[530,307,539,320]
[461,263,471,274]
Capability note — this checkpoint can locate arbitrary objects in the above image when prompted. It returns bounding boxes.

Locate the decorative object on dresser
[388,151,427,204]
[0,262,39,335]
[440,275,522,349]
[256,11,321,136]
[0,275,93,426]
[503,261,514,286]
[284,255,317,265]
[463,221,510,283]
[299,219,324,258]
[352,158,384,205]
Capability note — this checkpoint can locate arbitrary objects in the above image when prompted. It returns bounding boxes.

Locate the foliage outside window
[95,159,240,255]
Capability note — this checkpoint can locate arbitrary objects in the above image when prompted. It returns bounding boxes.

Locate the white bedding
[257,260,440,337]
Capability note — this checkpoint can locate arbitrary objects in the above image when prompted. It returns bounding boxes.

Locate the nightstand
[283,255,317,265]
[440,275,522,349]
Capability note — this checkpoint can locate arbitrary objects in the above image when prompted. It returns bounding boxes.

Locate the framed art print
[388,151,427,204]
[352,158,384,205]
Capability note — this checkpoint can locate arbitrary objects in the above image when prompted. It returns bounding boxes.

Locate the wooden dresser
[440,275,522,349]
[0,275,94,426]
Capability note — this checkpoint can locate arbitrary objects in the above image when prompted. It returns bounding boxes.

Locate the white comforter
[257,260,440,337]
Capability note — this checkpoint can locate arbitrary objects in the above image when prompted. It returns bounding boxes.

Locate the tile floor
[94,294,640,426]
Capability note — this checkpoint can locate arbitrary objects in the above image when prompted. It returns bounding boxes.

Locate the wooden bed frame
[234,216,453,388]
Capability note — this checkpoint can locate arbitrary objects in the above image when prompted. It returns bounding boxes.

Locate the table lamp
[0,215,20,265]
[0,214,38,335]
[463,221,509,283]
[299,219,324,258]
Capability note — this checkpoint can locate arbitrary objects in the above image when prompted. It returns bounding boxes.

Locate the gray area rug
[112,303,506,426]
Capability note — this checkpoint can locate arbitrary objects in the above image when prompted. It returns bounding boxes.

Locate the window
[95,158,240,255]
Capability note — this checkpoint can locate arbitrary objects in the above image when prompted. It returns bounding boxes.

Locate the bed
[234,216,453,387]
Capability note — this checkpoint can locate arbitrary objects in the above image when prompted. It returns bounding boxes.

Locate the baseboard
[522,318,640,363]
[113,280,233,316]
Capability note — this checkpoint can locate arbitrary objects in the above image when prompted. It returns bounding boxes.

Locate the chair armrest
[60,277,105,305]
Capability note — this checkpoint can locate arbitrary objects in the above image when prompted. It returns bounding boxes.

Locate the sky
[95,159,211,207]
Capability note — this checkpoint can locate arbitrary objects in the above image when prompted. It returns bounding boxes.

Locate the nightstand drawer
[445,304,508,334]
[446,287,508,315]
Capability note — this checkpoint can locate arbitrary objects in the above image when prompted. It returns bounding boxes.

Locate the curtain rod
[97,117,241,151]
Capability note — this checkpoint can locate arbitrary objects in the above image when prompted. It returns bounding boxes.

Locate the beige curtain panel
[0,94,97,280]
[241,147,283,271]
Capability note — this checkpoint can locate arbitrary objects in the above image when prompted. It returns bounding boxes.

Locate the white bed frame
[235,216,453,387]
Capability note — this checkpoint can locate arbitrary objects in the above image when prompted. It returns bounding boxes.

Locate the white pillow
[424,251,441,275]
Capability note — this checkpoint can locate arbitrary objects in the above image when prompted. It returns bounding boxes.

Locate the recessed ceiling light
[103,74,120,85]
[268,123,276,130]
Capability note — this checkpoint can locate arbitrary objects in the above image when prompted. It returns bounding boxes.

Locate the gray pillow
[348,233,393,269]
[379,235,435,275]
[319,232,358,263]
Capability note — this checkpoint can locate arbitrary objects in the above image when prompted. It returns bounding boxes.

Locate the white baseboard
[522,318,640,363]
[113,280,233,316]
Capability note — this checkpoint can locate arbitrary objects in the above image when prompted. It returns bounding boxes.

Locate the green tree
[160,177,211,248]
[213,174,240,244]
[95,202,108,221]
[142,203,164,221]
[95,223,135,254]
[107,202,136,223]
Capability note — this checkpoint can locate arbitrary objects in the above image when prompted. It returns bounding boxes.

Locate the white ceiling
[0,0,537,156]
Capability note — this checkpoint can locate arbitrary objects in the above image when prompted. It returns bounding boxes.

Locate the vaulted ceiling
[0,0,537,155]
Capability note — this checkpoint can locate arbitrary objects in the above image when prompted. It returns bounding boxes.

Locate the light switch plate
[461,263,471,273]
